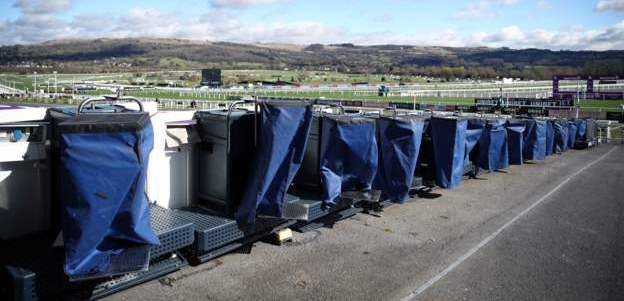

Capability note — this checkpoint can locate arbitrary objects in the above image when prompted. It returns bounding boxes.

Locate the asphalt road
[106,144,623,301]
[416,146,624,301]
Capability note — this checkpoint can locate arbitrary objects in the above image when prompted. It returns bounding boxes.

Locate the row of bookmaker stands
[0,97,597,300]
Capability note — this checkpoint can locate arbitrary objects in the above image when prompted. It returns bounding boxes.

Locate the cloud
[451,0,520,19]
[0,6,347,45]
[480,25,526,43]
[12,0,74,15]
[1,4,623,50]
[452,1,495,19]
[594,0,624,12]
[347,22,624,50]
[209,0,288,9]
[1,13,72,45]
[469,21,624,50]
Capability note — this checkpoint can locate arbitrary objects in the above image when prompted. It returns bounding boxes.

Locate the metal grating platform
[0,205,195,301]
[293,206,362,233]
[307,199,333,222]
[282,198,327,222]
[287,191,360,232]
[90,253,187,300]
[149,205,195,258]
[67,245,153,282]
[175,207,296,263]
[283,192,334,223]
[176,208,244,254]
[342,190,382,203]
[280,194,309,220]
[194,219,296,264]
[5,253,188,301]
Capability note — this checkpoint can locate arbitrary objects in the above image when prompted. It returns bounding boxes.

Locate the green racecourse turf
[2,70,620,111]
[5,95,624,113]
[576,99,624,110]
[0,74,34,91]
[83,89,476,105]
[82,89,623,110]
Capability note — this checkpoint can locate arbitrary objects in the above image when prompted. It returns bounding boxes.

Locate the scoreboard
[201,69,222,87]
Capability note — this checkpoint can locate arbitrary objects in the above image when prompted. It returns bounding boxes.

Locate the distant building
[201,69,222,87]
[237,80,299,87]
[502,78,514,84]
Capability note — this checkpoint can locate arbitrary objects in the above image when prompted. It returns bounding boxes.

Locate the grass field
[79,89,477,105]
[2,71,605,91]
[2,71,623,112]
[80,89,622,109]
[2,70,403,90]
[575,99,624,110]
[0,74,34,91]
[68,89,624,112]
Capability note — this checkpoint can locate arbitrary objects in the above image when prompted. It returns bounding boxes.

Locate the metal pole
[54,71,58,97]
[33,71,37,97]
[575,80,580,119]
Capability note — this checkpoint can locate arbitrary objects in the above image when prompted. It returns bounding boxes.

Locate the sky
[0,0,623,50]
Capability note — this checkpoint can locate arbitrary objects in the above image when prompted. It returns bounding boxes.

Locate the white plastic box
[146,111,198,209]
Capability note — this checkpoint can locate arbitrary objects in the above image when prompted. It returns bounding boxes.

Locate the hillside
[1,38,622,80]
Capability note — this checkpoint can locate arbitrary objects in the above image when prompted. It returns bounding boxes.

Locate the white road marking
[401,146,618,301]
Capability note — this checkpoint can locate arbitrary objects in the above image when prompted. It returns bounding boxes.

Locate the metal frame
[90,253,187,300]
[76,96,144,114]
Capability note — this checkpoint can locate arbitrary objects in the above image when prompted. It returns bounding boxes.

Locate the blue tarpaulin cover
[320,115,378,205]
[522,119,546,161]
[505,121,525,165]
[236,101,313,225]
[473,119,508,171]
[575,119,587,144]
[373,115,425,203]
[464,121,483,175]
[431,117,482,189]
[545,120,555,156]
[466,119,485,176]
[57,112,159,280]
[553,120,568,153]
[567,122,578,149]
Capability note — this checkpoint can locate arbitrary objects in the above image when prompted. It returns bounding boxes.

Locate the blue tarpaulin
[545,120,555,156]
[236,101,313,225]
[467,119,485,167]
[373,115,425,203]
[553,120,568,153]
[465,121,483,173]
[575,119,587,145]
[567,121,578,150]
[320,115,378,205]
[473,119,508,171]
[522,119,546,161]
[505,121,525,165]
[430,117,482,189]
[57,112,159,280]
